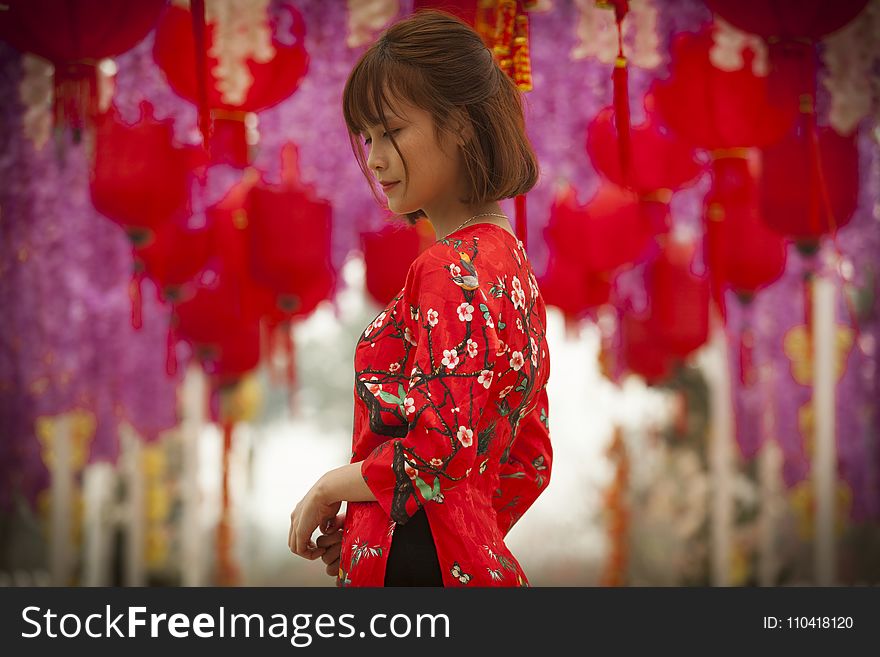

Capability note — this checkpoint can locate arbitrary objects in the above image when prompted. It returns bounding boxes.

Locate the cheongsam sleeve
[360,251,497,525]
[493,383,552,537]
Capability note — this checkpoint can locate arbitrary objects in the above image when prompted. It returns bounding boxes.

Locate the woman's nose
[366,143,387,174]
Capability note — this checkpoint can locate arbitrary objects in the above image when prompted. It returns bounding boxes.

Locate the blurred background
[0,0,878,587]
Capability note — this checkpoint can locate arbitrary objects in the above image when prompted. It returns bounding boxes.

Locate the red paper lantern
[646,239,710,358]
[135,218,214,302]
[545,182,653,274]
[703,171,787,303]
[197,321,261,385]
[245,147,336,320]
[538,256,612,324]
[362,222,432,307]
[651,27,798,151]
[0,0,166,138]
[586,99,703,195]
[153,2,309,165]
[91,104,200,245]
[621,311,674,385]
[759,124,859,247]
[704,0,868,41]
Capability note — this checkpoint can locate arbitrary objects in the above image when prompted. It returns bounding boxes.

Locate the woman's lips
[381,181,399,192]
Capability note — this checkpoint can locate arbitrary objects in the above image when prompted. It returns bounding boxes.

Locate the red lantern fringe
[190,0,213,150]
[216,419,240,586]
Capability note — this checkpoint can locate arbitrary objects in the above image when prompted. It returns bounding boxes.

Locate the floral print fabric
[339,223,552,587]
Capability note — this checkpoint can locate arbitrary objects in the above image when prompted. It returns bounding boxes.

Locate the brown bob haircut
[342,9,540,225]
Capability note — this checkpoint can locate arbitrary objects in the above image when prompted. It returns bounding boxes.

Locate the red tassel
[613,56,632,189]
[129,270,143,330]
[190,0,213,153]
[284,324,296,391]
[514,193,527,249]
[165,314,178,377]
[217,419,239,586]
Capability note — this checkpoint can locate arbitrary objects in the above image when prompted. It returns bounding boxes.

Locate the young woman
[288,9,552,587]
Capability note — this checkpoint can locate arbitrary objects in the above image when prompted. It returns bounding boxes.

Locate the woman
[288,9,552,587]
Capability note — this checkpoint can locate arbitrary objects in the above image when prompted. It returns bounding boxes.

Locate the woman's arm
[288,462,377,559]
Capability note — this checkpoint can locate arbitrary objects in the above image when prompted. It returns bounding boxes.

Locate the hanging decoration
[586,94,703,233]
[362,220,433,307]
[244,143,336,388]
[90,102,203,328]
[0,0,166,142]
[153,0,309,166]
[600,425,629,586]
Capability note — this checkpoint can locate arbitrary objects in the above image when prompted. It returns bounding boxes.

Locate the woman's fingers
[315,529,343,550]
[321,512,346,534]
[320,540,342,566]
[290,507,326,560]
[326,558,340,577]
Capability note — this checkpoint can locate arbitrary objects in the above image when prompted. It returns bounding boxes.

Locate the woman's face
[360,97,466,219]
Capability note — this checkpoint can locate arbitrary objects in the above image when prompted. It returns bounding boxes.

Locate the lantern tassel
[129,269,143,330]
[166,314,178,377]
[190,0,212,152]
[805,107,862,345]
[216,419,239,586]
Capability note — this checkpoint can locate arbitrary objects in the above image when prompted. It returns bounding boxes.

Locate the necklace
[445,211,510,238]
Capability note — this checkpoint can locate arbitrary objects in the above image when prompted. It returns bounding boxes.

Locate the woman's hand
[288,479,341,560]
[315,511,346,577]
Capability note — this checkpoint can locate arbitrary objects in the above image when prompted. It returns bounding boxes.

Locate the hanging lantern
[90,102,204,328]
[134,217,214,303]
[704,1,868,42]
[646,239,710,358]
[153,1,309,166]
[198,321,262,386]
[620,311,675,385]
[703,173,788,305]
[545,182,653,274]
[652,27,799,151]
[586,99,704,195]
[244,144,336,320]
[539,255,612,329]
[759,123,859,250]
[0,0,166,140]
[91,103,200,245]
[362,222,431,307]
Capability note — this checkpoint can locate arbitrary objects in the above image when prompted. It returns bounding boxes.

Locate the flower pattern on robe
[339,223,552,587]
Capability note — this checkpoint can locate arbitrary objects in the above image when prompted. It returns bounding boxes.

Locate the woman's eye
[363,129,399,146]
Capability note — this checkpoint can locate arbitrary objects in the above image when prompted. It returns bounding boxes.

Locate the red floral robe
[339,223,552,587]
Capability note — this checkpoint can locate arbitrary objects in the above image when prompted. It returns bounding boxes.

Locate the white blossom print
[498,385,514,399]
[442,348,460,370]
[404,326,417,346]
[403,397,415,415]
[457,302,474,321]
[467,339,479,358]
[509,351,525,371]
[457,426,474,448]
[478,369,494,389]
[389,362,401,373]
[426,308,439,327]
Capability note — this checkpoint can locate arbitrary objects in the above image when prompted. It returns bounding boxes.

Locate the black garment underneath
[383,508,444,587]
